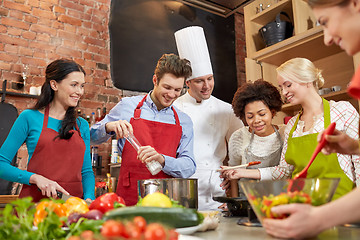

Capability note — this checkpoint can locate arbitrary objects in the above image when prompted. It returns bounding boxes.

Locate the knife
[57,191,73,201]
[57,191,92,204]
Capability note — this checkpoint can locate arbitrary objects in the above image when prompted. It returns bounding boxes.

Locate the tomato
[133,216,147,233]
[80,230,95,240]
[144,223,167,240]
[125,222,142,239]
[101,220,125,237]
[89,193,126,214]
[168,229,179,240]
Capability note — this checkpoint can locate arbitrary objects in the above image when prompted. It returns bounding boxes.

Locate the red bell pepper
[89,193,126,214]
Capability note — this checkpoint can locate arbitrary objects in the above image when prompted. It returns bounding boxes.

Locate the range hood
[177,0,254,17]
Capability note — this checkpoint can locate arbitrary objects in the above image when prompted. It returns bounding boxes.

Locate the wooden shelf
[109,163,121,168]
[250,0,292,25]
[251,26,343,66]
[281,89,351,114]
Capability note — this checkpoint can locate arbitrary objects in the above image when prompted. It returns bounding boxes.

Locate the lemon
[141,192,172,208]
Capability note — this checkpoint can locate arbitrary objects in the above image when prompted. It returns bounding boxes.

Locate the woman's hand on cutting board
[317,129,360,155]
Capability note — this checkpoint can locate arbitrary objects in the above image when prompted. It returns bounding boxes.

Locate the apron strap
[134,95,147,119]
[323,98,330,128]
[133,94,180,125]
[288,98,330,138]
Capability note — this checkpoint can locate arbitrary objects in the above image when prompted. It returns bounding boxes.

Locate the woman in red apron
[0,59,95,202]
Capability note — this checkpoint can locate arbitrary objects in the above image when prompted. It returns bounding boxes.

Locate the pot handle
[143,179,160,186]
[275,12,292,24]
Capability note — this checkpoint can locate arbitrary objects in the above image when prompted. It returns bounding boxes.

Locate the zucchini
[104,206,204,228]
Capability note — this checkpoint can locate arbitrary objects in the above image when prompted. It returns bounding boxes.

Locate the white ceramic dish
[176,224,201,235]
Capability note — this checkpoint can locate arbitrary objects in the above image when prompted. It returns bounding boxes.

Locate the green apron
[285,98,354,200]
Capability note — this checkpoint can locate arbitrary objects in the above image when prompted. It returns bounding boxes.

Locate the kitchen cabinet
[244,0,360,124]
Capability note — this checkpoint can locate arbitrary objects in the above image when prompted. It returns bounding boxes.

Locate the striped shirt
[259,100,360,186]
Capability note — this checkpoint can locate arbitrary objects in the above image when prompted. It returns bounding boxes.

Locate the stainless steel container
[138,178,198,209]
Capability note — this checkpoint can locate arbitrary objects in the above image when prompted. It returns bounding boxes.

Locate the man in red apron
[90,54,196,205]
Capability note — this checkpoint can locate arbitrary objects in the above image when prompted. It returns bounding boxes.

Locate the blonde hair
[304,0,350,8]
[276,58,324,90]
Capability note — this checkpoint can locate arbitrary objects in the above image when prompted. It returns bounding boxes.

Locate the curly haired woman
[224,79,284,197]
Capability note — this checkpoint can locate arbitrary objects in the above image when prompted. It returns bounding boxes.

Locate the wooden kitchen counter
[193,216,360,240]
[0,195,18,209]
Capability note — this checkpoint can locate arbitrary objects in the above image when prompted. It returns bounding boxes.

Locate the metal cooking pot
[138,178,198,209]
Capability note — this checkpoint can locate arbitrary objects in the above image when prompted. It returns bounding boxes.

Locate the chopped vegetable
[63,197,89,216]
[250,191,312,219]
[33,200,67,226]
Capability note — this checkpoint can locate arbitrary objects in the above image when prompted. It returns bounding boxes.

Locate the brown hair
[154,53,192,83]
[33,59,85,140]
[232,79,283,120]
[304,0,350,8]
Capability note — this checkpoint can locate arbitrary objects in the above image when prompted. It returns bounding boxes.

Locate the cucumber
[104,206,204,228]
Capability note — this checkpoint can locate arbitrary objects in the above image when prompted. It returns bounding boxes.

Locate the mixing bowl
[240,178,339,223]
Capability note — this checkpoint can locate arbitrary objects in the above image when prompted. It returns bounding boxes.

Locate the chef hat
[175,26,213,80]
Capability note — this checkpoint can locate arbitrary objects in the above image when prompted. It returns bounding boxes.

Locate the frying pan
[213,195,249,217]
[0,84,19,194]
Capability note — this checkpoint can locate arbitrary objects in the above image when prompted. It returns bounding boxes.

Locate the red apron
[116,95,182,205]
[19,106,85,202]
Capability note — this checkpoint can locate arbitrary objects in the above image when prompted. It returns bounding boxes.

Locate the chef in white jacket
[173,26,243,211]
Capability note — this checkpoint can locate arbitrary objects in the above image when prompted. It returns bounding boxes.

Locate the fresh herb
[0,197,104,240]
[66,218,104,238]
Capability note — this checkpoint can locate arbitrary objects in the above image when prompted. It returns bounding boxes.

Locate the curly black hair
[232,79,283,120]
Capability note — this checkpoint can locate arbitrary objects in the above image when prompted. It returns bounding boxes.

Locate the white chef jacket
[174,92,243,210]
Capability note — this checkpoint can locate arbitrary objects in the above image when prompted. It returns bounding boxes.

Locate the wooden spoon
[217,161,261,172]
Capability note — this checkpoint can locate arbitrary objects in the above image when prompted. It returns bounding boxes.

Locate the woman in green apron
[262,1,360,239]
[222,58,359,200]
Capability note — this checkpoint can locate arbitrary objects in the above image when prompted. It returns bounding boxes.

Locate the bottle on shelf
[91,146,98,167]
[77,109,81,117]
[101,107,107,120]
[107,173,113,193]
[95,107,102,123]
[111,136,119,164]
[90,112,96,126]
